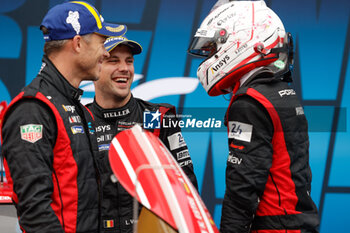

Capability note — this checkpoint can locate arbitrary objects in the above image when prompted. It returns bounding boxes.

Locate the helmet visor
[188,35,218,58]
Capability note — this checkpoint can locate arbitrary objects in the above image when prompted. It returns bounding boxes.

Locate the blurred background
[0,0,349,232]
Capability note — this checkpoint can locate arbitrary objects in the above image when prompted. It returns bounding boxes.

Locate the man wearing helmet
[188,1,319,232]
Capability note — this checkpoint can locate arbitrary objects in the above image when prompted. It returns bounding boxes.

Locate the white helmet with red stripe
[188,0,293,96]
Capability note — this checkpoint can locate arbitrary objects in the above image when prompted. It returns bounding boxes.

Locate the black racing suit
[220,72,319,233]
[87,96,198,233]
[1,56,100,233]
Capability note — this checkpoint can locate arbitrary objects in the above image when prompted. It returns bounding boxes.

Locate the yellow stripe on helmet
[71,1,102,29]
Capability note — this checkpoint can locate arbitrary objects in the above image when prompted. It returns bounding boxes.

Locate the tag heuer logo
[20,124,43,143]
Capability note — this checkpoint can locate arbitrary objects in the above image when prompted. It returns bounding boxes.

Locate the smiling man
[87,36,198,233]
[1,1,127,232]
[94,37,137,109]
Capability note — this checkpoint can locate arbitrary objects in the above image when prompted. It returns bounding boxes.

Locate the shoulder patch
[228,121,253,142]
[20,124,43,143]
[296,106,304,115]
[167,132,187,150]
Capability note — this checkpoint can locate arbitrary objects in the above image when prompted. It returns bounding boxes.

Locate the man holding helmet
[87,35,198,233]
[188,1,319,232]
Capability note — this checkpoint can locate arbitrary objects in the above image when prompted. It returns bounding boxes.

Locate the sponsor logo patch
[106,25,125,32]
[167,132,187,150]
[69,115,81,123]
[278,89,296,97]
[62,105,76,113]
[97,134,113,143]
[20,124,43,143]
[103,109,130,118]
[124,219,138,225]
[228,121,253,142]
[179,160,192,167]
[117,122,136,131]
[96,125,111,132]
[296,106,305,115]
[66,11,80,34]
[88,122,95,134]
[99,144,110,151]
[71,125,84,134]
[177,149,190,160]
[227,154,242,165]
